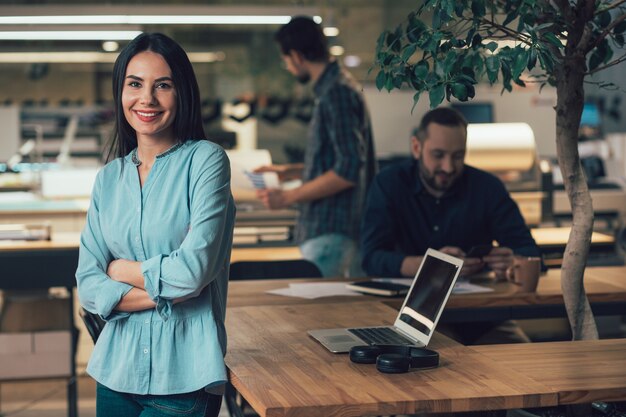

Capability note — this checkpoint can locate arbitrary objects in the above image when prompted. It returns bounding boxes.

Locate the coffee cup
[506,256,541,292]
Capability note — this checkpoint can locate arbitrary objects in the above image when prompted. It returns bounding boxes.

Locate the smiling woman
[75,33,235,417]
[122,50,178,177]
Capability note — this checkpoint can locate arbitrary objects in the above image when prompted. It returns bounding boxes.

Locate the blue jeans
[300,233,364,277]
[96,383,222,417]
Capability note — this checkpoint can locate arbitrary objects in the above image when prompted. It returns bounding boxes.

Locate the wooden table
[0,232,301,263]
[225,302,557,417]
[0,238,79,417]
[530,227,617,267]
[473,338,626,404]
[226,267,626,322]
[530,227,615,247]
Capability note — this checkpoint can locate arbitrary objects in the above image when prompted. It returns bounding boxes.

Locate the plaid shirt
[295,61,377,243]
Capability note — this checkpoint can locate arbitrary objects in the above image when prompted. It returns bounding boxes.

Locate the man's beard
[419,162,457,192]
[296,71,311,84]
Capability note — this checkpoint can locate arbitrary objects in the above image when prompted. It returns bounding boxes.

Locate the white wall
[364,84,558,158]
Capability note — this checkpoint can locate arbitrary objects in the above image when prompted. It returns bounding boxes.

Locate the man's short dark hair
[413,107,468,142]
[275,16,329,62]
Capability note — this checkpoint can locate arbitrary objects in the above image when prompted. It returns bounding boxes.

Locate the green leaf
[402,44,417,62]
[486,55,500,83]
[467,84,476,99]
[407,17,427,43]
[429,84,445,108]
[537,49,555,72]
[384,73,395,91]
[454,2,465,17]
[614,21,626,35]
[471,0,486,17]
[543,32,563,48]
[432,9,442,29]
[414,60,430,79]
[443,52,457,74]
[471,33,483,49]
[393,74,404,89]
[527,48,537,70]
[466,28,476,46]
[484,41,498,52]
[375,71,387,90]
[376,32,387,50]
[597,11,611,28]
[514,78,526,87]
[589,39,610,70]
[534,23,553,32]
[451,82,468,101]
[411,92,421,114]
[615,33,625,47]
[513,49,529,78]
[486,55,500,73]
[503,10,518,27]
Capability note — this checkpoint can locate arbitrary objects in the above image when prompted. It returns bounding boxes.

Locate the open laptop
[308,248,463,353]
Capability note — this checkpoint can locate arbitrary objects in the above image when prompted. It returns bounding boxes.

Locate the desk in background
[530,227,618,267]
[0,241,78,417]
[226,267,626,323]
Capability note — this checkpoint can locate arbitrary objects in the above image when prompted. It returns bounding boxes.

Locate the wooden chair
[78,307,105,344]
[229,259,322,280]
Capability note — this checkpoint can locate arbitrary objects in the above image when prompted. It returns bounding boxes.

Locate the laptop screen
[398,254,460,336]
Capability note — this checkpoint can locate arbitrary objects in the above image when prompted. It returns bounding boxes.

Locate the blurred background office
[1,1,626,415]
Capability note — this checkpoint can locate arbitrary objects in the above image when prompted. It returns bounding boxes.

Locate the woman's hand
[107,259,145,289]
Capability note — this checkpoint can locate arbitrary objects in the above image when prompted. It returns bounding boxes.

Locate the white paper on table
[372,278,414,285]
[266,282,363,299]
[452,281,494,294]
[225,149,273,200]
[243,170,280,189]
[373,277,494,294]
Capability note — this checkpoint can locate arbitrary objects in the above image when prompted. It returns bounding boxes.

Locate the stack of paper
[267,282,363,299]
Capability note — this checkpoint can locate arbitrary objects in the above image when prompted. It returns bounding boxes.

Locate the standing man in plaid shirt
[254,16,376,277]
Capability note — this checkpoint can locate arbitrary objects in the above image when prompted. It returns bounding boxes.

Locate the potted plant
[374,0,626,343]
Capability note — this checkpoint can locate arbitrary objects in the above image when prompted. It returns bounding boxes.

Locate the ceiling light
[343,55,361,68]
[0,30,141,40]
[0,15,322,26]
[329,45,345,56]
[102,41,119,52]
[0,51,225,63]
[323,27,339,37]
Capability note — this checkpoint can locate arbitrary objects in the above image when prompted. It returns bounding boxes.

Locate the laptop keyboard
[348,327,415,346]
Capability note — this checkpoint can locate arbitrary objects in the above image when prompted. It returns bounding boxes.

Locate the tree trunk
[554,56,599,341]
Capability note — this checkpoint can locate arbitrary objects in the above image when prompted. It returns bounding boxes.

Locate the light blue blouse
[76,139,235,395]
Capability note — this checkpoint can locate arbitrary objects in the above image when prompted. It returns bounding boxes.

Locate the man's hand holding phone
[482,247,514,279]
[438,246,484,276]
[465,244,493,258]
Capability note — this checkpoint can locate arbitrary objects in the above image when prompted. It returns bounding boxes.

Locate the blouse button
[143,348,149,354]
[135,236,140,243]
[433,225,439,231]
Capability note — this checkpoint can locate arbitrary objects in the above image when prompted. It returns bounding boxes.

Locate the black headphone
[349,345,439,374]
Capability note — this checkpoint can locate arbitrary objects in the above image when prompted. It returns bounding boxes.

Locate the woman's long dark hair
[106,32,206,162]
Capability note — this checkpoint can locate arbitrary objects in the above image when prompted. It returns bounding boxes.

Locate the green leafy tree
[375,0,626,341]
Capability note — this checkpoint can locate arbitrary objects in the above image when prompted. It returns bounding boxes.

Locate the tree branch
[586,12,626,53]
[553,0,576,22]
[598,0,626,14]
[479,17,532,45]
[586,49,626,74]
